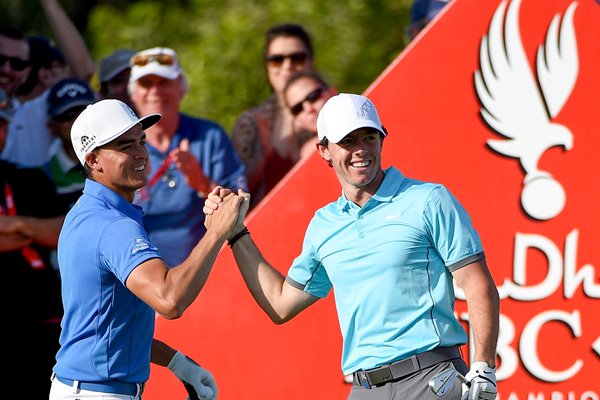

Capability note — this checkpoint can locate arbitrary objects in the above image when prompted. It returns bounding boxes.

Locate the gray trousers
[347,359,468,400]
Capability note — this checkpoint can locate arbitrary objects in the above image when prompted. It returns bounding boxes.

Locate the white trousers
[49,375,142,400]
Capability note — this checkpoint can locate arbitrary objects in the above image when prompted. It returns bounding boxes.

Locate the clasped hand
[203,186,250,239]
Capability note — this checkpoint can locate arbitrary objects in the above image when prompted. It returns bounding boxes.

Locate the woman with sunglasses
[231,23,315,210]
[283,70,338,160]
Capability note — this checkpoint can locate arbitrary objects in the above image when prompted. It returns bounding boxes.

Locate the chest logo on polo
[386,211,403,220]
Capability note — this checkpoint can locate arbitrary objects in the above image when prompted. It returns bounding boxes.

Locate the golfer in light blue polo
[204,93,500,400]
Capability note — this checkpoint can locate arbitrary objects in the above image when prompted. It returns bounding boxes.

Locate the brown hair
[263,23,314,60]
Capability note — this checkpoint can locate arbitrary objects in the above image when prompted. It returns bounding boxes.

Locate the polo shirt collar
[83,179,145,222]
[337,166,405,211]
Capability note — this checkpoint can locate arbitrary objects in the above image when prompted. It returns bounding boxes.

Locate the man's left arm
[453,258,500,399]
[452,258,499,365]
[152,339,218,400]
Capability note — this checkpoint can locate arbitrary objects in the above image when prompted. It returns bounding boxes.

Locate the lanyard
[147,153,174,187]
[1,182,45,270]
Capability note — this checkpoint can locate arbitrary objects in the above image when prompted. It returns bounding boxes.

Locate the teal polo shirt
[286,167,484,375]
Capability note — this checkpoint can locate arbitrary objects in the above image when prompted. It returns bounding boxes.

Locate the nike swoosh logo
[386,212,402,220]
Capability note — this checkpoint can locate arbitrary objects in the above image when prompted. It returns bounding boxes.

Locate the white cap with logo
[70,99,161,166]
[316,93,386,143]
[129,47,182,83]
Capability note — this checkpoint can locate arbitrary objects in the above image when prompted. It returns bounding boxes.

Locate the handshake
[203,187,251,242]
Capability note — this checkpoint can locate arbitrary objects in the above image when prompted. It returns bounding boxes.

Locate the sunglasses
[0,53,30,71]
[290,87,324,116]
[265,52,308,68]
[130,53,177,67]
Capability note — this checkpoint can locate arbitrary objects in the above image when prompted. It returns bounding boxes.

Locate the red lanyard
[1,182,45,270]
[147,154,174,187]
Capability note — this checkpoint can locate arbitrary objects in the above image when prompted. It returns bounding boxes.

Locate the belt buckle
[366,366,394,387]
[357,370,371,389]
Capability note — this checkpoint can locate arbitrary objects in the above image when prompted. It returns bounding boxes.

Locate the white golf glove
[167,351,218,400]
[463,361,497,400]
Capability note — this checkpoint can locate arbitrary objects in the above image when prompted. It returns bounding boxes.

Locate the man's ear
[86,151,101,171]
[316,142,330,162]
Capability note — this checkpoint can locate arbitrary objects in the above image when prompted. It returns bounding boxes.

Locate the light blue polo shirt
[286,167,483,375]
[54,179,163,384]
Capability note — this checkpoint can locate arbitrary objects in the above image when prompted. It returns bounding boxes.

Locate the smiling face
[265,36,313,95]
[0,34,30,99]
[317,128,385,205]
[87,124,149,202]
[130,74,184,125]
[285,76,335,134]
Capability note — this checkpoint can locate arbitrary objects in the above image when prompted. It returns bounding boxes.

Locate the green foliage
[3,0,413,133]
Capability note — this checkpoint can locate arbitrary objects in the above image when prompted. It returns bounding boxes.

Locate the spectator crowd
[0,2,494,400]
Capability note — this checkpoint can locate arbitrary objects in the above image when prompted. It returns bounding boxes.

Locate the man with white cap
[204,93,500,400]
[50,98,244,399]
[127,46,248,268]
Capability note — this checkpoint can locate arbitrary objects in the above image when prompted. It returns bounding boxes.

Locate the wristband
[228,227,249,248]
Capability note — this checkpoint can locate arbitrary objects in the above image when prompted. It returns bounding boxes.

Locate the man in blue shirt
[128,46,248,267]
[51,99,243,399]
[205,94,500,400]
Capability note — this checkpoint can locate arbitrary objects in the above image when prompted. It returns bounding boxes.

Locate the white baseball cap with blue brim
[70,99,161,166]
[316,93,386,144]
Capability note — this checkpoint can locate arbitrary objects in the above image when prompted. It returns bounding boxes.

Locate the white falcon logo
[475,0,579,220]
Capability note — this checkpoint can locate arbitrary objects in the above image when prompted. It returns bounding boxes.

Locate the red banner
[147,1,600,398]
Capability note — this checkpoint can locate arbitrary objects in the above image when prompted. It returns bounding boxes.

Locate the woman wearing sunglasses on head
[231,23,316,210]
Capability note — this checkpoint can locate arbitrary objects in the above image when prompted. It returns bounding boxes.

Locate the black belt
[353,346,461,389]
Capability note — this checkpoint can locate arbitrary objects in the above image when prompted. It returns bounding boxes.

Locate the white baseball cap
[316,93,386,143]
[129,47,182,82]
[70,99,161,165]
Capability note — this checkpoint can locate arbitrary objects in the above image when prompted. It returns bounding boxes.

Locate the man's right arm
[126,192,242,319]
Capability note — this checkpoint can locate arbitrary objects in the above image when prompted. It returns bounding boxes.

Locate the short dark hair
[17,35,65,96]
[0,26,27,41]
[283,70,329,96]
[318,128,387,148]
[264,23,314,59]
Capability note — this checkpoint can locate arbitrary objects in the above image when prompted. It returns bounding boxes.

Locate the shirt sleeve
[286,220,332,298]
[99,217,163,284]
[423,186,484,269]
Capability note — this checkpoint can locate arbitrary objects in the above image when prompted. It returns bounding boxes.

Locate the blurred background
[1,0,414,132]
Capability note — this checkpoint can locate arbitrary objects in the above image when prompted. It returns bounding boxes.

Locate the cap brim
[130,64,181,82]
[139,113,161,130]
[50,99,95,118]
[325,120,385,144]
[96,113,162,148]
[101,65,130,83]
